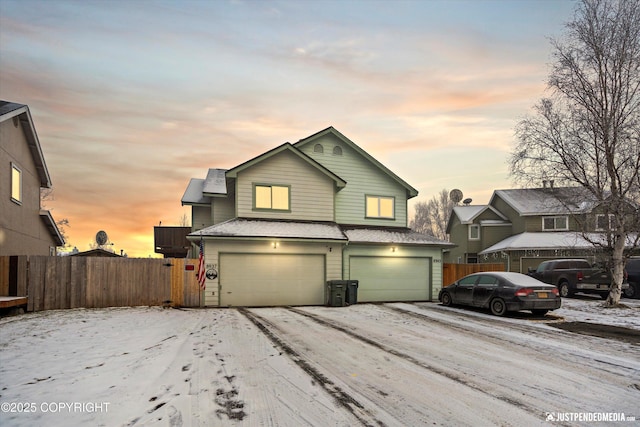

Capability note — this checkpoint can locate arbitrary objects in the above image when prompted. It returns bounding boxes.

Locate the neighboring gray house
[1,101,64,256]
[446,184,637,273]
[182,127,452,307]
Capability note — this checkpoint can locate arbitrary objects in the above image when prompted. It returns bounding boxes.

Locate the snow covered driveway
[1,300,638,426]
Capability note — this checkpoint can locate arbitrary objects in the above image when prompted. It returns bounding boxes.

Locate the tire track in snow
[388,303,639,374]
[238,308,384,427]
[287,307,540,417]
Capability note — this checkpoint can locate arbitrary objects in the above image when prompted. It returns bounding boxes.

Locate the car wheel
[558,281,572,298]
[624,283,638,299]
[441,292,453,307]
[531,309,548,316]
[490,298,507,316]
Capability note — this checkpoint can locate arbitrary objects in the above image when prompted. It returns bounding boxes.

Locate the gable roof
[0,101,52,188]
[226,142,346,188]
[446,205,509,233]
[294,126,419,198]
[490,187,598,216]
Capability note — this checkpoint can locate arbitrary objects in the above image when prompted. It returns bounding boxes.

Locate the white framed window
[542,216,568,231]
[254,184,290,211]
[366,195,395,219]
[11,163,22,204]
[596,214,615,231]
[468,224,480,240]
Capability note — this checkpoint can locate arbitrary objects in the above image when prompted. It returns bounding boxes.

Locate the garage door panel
[220,254,325,307]
[350,256,430,302]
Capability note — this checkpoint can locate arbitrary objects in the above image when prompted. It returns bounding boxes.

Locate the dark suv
[624,257,640,299]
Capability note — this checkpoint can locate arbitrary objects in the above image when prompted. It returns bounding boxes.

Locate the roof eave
[294,126,417,196]
[1,104,52,188]
[39,210,64,246]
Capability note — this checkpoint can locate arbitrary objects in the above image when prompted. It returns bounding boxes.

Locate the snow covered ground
[0,297,638,426]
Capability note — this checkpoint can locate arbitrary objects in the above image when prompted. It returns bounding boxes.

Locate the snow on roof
[191,219,347,241]
[492,188,596,216]
[181,178,209,205]
[452,206,486,223]
[190,220,454,246]
[478,231,637,254]
[343,228,454,246]
[202,168,227,195]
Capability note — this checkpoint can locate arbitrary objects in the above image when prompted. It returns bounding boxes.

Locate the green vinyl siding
[235,150,335,221]
[297,134,408,227]
[192,206,212,231]
[491,196,526,232]
[212,195,235,225]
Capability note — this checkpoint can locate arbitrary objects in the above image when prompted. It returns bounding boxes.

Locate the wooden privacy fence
[442,263,505,286]
[0,256,201,312]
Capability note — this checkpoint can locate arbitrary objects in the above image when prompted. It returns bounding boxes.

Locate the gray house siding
[0,117,57,256]
[192,206,212,231]
[213,196,235,224]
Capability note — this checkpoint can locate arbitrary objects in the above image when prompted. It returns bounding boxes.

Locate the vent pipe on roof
[549,180,554,189]
[543,180,548,188]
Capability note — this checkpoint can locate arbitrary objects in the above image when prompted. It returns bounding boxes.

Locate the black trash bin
[327,280,347,307]
[345,280,359,305]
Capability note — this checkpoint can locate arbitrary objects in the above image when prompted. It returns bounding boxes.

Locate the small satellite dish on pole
[96,230,108,246]
[463,198,473,206]
[449,189,463,204]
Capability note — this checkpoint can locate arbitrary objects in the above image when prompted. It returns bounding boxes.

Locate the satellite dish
[463,198,473,206]
[449,189,463,204]
[96,230,108,246]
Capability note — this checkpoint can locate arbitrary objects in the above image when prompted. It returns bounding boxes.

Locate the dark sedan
[438,272,561,316]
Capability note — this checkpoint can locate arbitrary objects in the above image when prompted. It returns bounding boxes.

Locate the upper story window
[542,216,568,231]
[468,224,480,240]
[254,184,290,211]
[11,163,22,204]
[366,195,394,219]
[333,146,343,155]
[313,144,324,153]
[596,214,615,231]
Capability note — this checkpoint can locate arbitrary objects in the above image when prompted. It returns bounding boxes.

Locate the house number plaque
[206,263,218,280]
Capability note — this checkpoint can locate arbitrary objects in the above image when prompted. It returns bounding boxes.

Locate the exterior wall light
[272,242,278,249]
[391,246,397,253]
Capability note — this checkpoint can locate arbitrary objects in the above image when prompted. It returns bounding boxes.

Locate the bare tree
[178,213,191,227]
[410,189,454,241]
[510,0,640,306]
[41,188,71,248]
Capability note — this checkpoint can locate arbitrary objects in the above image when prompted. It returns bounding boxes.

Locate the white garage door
[350,256,430,302]
[219,254,325,307]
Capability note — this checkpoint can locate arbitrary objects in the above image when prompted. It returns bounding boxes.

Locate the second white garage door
[219,253,325,307]
[349,256,430,302]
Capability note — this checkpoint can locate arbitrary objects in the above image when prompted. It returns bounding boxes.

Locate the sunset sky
[0,0,576,258]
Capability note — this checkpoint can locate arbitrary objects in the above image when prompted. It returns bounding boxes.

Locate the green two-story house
[446,184,636,273]
[182,127,452,307]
